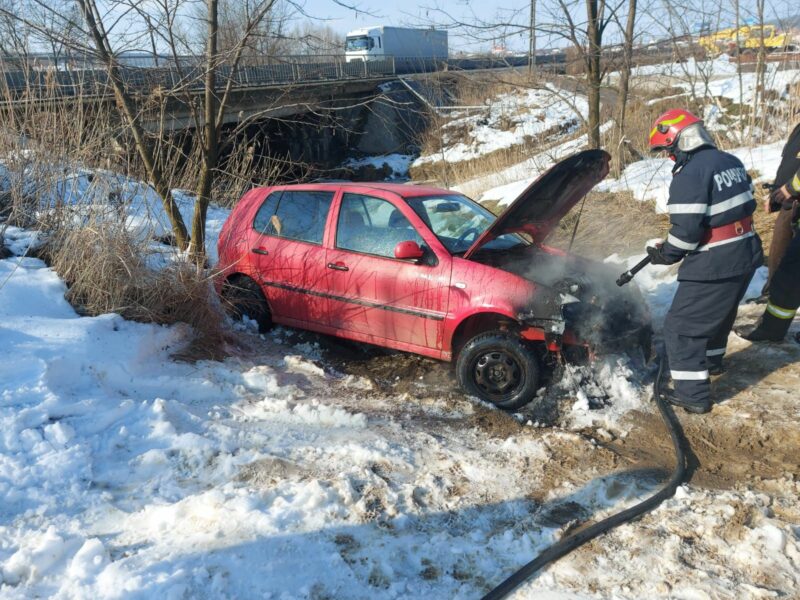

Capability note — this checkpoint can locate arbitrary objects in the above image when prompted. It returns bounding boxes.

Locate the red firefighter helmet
[648,109,702,153]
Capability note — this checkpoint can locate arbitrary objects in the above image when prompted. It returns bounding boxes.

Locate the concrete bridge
[0,53,565,129]
[0,52,565,175]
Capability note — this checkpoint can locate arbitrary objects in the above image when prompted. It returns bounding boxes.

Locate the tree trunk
[585,0,602,149]
[76,0,189,250]
[528,0,537,79]
[190,0,220,262]
[614,0,637,175]
[752,0,767,140]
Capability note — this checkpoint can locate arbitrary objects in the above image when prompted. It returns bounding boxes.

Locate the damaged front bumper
[517,279,653,362]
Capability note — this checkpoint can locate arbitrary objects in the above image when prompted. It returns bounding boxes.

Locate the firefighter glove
[646,243,677,265]
[768,186,790,212]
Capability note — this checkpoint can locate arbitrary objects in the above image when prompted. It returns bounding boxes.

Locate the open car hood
[463,149,611,259]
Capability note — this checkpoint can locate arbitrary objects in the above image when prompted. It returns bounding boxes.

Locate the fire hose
[481,261,689,600]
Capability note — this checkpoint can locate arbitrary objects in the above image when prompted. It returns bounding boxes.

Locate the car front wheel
[456,332,541,411]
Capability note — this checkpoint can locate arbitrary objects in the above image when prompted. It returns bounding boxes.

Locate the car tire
[456,332,541,411]
[222,276,272,333]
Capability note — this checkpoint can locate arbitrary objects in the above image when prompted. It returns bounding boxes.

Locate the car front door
[248,188,335,326]
[325,192,451,354]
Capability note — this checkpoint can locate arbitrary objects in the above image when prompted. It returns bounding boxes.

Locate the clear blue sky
[299,0,535,52]
[300,0,798,53]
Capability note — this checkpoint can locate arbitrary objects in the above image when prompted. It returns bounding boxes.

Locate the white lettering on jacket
[713,167,748,191]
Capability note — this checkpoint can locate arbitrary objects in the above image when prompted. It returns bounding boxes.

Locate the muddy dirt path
[289,305,799,498]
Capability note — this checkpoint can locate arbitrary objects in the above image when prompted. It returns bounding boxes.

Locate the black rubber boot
[734,312,791,343]
[661,390,711,414]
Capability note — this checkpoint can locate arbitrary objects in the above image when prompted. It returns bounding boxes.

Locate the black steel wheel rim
[472,350,523,401]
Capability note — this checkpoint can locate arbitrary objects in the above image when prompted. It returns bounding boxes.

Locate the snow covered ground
[3,209,797,598]
[0,250,655,598]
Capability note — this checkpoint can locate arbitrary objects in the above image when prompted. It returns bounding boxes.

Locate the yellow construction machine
[698,25,795,56]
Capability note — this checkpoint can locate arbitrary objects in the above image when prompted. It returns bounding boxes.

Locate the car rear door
[325,190,451,353]
[248,187,336,326]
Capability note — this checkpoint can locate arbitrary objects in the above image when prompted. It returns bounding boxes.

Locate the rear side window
[336,193,424,258]
[253,192,281,233]
[253,190,334,244]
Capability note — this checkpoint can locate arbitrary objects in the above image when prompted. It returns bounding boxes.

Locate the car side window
[256,190,334,244]
[336,193,424,258]
[252,192,281,233]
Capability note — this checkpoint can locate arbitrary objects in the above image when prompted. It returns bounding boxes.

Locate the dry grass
[45,218,231,360]
[549,190,670,257]
[409,142,542,187]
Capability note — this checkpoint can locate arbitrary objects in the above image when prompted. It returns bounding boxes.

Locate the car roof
[263,182,457,199]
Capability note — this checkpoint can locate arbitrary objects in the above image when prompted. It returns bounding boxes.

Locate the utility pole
[528,0,537,77]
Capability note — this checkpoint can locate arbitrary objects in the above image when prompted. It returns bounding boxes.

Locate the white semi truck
[345,26,448,63]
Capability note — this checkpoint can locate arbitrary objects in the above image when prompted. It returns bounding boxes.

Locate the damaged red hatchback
[216,150,651,409]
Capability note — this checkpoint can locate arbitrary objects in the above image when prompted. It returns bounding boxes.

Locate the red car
[216,150,650,409]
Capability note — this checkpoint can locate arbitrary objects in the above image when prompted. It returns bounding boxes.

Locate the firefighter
[755,121,800,298]
[647,109,763,414]
[735,161,800,342]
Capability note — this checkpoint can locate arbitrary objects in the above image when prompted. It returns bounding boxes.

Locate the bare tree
[288,22,344,55]
[0,0,30,58]
[76,0,190,248]
[613,0,638,174]
[529,0,537,78]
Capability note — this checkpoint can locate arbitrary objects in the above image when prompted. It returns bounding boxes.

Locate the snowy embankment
[597,141,786,213]
[618,55,800,109]
[412,84,588,168]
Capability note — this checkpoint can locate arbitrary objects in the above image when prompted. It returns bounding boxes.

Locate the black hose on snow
[481,357,688,600]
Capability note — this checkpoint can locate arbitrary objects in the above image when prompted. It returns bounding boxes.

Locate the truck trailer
[345,26,448,63]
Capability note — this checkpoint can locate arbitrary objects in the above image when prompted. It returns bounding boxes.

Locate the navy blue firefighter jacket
[662,147,764,281]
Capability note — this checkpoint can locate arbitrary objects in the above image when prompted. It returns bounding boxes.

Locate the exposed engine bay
[470,243,653,359]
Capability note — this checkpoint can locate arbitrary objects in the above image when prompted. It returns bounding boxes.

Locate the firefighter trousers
[763,208,796,294]
[664,271,755,405]
[765,233,800,331]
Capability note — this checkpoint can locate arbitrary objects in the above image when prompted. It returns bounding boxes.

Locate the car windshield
[405,194,529,255]
[346,36,373,51]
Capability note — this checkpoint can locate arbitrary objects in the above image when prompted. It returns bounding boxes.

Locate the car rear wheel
[221,276,272,333]
[456,332,541,410]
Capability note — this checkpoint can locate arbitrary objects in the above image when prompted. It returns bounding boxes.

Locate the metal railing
[0,53,562,101]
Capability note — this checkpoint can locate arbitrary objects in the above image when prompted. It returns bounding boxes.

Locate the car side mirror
[394,240,425,261]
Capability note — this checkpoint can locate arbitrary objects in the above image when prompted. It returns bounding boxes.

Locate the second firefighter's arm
[788,167,800,198]
[769,166,800,212]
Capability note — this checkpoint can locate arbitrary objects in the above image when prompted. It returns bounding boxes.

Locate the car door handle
[327,262,349,271]
[251,248,269,256]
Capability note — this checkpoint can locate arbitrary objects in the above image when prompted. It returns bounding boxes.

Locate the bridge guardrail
[0,53,568,101]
